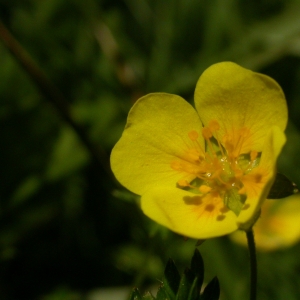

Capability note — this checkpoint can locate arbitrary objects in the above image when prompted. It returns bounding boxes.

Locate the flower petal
[194,62,288,153]
[110,93,204,195]
[231,193,300,251]
[141,187,238,239]
[237,126,286,230]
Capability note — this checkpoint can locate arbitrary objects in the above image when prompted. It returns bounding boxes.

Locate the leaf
[143,291,156,300]
[200,277,220,300]
[129,288,142,300]
[224,188,245,216]
[156,285,171,300]
[176,268,196,300]
[267,173,298,199]
[162,259,181,298]
[190,249,204,290]
[187,277,201,300]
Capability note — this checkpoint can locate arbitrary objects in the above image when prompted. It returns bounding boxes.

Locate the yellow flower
[110,62,287,239]
[230,194,300,251]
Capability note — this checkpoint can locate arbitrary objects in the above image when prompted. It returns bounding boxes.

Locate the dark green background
[1,0,300,299]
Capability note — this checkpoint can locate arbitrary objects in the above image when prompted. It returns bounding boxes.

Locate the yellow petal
[194,62,288,153]
[110,93,204,195]
[141,187,238,239]
[237,126,286,230]
[231,193,300,251]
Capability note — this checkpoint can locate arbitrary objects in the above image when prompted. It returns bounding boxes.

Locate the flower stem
[246,229,257,300]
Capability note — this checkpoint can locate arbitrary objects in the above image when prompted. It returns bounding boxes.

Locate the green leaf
[143,291,156,300]
[224,188,245,216]
[162,259,181,298]
[176,268,195,300]
[187,277,201,300]
[190,249,204,290]
[200,277,220,300]
[267,173,298,199]
[129,288,142,300]
[156,285,171,300]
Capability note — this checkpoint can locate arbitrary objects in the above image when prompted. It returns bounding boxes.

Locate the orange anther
[202,127,212,139]
[187,149,201,161]
[177,179,189,187]
[199,185,212,194]
[208,120,220,132]
[188,130,199,141]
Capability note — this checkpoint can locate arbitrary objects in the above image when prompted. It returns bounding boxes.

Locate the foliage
[129,249,220,300]
[1,0,300,299]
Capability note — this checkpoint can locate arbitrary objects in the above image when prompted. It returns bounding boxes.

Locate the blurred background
[1,0,300,299]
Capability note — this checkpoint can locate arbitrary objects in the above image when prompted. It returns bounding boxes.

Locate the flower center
[171,120,262,216]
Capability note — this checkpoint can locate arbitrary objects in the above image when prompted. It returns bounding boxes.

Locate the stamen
[188,130,199,141]
[215,134,226,158]
[202,127,218,158]
[250,150,258,161]
[173,120,261,218]
[187,149,202,161]
[199,185,212,194]
[188,130,206,158]
[177,179,190,187]
[208,120,220,132]
[202,127,212,139]
[223,134,234,155]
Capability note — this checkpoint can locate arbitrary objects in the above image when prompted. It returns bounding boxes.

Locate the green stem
[246,229,257,300]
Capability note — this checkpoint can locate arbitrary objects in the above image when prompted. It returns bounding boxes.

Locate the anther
[188,130,199,141]
[177,179,190,187]
[187,149,202,161]
[199,185,212,194]
[202,127,212,139]
[208,120,220,132]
